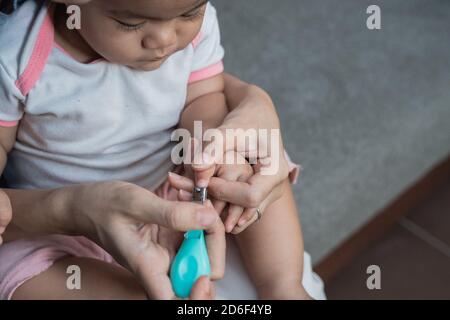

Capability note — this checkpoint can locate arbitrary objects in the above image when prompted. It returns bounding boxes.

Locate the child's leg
[235,179,310,299]
[12,257,147,300]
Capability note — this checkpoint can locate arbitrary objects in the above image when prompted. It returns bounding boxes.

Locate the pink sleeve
[0,120,19,127]
[188,3,225,84]
[285,151,302,185]
[188,61,224,84]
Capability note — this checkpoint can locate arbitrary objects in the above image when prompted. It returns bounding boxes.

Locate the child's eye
[181,8,204,21]
[115,20,146,32]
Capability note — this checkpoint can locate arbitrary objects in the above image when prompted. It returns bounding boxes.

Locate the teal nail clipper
[170,187,211,298]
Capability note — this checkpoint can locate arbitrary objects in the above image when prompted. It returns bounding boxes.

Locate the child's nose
[141,23,177,54]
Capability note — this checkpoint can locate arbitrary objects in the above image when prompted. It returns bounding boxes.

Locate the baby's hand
[0,189,12,245]
[170,151,256,234]
[169,151,255,234]
[213,151,255,234]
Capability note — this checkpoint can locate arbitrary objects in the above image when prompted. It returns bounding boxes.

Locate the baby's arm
[0,126,17,244]
[180,73,228,135]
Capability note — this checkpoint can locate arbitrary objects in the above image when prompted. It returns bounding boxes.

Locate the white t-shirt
[0,0,224,190]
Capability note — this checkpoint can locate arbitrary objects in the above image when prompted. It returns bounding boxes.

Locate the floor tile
[325,225,450,299]
[408,177,450,246]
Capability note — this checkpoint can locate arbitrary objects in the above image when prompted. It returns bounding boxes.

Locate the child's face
[77,0,208,71]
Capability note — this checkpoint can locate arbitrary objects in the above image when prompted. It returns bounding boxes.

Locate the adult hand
[174,84,291,228]
[171,151,261,235]
[187,73,291,225]
[66,181,225,299]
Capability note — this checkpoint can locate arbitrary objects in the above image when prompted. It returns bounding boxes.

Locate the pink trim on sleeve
[15,8,54,96]
[188,61,224,84]
[0,120,19,127]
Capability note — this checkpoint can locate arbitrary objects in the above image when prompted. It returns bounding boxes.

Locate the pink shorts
[0,158,300,300]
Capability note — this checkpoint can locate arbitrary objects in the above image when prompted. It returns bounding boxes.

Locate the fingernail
[202,152,214,165]
[238,217,247,226]
[168,172,180,180]
[197,209,217,226]
[197,179,208,188]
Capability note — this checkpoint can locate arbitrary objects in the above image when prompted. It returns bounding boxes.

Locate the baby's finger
[212,199,227,216]
[177,189,193,202]
[225,205,244,233]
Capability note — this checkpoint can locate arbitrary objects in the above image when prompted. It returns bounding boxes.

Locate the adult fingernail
[197,209,217,226]
[238,217,247,226]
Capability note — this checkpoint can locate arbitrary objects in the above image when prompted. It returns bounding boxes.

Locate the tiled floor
[325,177,450,300]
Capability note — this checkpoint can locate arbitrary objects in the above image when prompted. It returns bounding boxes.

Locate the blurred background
[214,0,450,299]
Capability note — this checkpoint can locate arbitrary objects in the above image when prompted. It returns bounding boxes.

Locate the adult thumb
[133,192,219,231]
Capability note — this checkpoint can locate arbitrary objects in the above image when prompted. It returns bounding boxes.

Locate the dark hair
[0,0,27,15]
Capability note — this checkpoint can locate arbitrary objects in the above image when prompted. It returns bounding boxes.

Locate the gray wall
[213,0,450,263]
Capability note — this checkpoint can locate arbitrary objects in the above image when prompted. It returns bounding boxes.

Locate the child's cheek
[176,21,203,49]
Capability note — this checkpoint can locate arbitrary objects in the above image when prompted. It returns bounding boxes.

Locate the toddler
[0,0,311,299]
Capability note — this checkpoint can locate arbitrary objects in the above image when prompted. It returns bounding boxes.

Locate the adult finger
[208,172,283,209]
[203,200,226,280]
[232,181,283,234]
[106,224,176,300]
[237,180,283,226]
[189,276,215,300]
[225,205,244,233]
[168,196,225,279]
[202,127,262,163]
[232,211,259,235]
